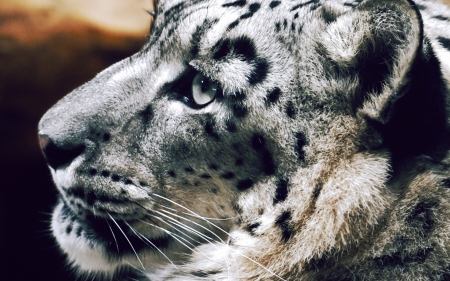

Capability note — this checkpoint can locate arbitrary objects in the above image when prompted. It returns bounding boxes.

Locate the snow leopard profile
[38,0,450,280]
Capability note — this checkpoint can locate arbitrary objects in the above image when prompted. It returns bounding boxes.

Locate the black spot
[232,37,257,61]
[343,2,357,7]
[266,87,281,105]
[124,179,132,185]
[312,186,322,201]
[275,210,293,242]
[209,163,219,170]
[222,172,235,179]
[89,168,97,176]
[433,15,450,21]
[274,178,289,204]
[406,201,438,236]
[249,58,269,85]
[275,22,281,32]
[270,1,281,9]
[233,103,248,118]
[283,19,288,30]
[285,101,296,118]
[249,3,261,13]
[205,118,220,140]
[111,174,121,182]
[442,178,450,188]
[222,0,246,7]
[140,105,153,125]
[294,12,299,19]
[235,158,244,165]
[240,12,253,19]
[236,178,254,191]
[251,134,266,150]
[245,222,261,235]
[185,167,194,173]
[102,133,111,142]
[226,119,237,132]
[66,224,73,234]
[200,173,211,179]
[75,227,83,237]
[291,0,320,11]
[101,170,110,177]
[168,170,176,177]
[140,181,148,187]
[227,20,240,30]
[295,132,307,161]
[214,37,257,62]
[438,37,450,51]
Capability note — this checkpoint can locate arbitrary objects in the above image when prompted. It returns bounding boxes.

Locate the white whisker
[106,213,145,270]
[150,193,230,236]
[155,209,216,242]
[105,220,120,253]
[123,221,177,270]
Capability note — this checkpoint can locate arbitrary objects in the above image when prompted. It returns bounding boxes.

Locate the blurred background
[0,0,153,280]
[1,0,450,280]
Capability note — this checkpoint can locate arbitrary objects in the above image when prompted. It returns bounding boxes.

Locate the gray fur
[39,0,450,280]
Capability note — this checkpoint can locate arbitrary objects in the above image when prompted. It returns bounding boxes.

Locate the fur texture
[38,0,450,280]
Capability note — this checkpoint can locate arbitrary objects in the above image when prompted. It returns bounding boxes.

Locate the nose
[38,135,85,170]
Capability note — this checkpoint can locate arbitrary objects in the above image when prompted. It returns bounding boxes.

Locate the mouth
[59,201,172,258]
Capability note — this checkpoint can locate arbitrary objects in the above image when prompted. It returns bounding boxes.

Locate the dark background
[0,2,151,280]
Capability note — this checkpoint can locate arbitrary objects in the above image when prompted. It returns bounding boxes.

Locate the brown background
[1,0,449,280]
[0,1,152,280]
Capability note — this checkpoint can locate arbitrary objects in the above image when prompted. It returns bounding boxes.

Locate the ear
[319,0,449,160]
[320,0,422,122]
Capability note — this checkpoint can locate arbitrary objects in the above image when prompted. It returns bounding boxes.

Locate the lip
[60,203,171,257]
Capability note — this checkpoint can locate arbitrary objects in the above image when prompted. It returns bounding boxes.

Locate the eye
[192,73,219,106]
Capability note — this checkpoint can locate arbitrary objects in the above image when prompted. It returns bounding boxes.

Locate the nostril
[38,135,85,170]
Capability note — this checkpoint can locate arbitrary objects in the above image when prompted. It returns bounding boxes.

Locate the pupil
[201,78,210,93]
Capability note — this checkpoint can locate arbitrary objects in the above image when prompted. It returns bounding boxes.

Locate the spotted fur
[39,0,450,280]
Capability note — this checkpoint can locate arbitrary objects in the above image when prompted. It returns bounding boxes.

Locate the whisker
[150,193,230,236]
[150,196,230,242]
[123,221,177,270]
[106,220,120,253]
[151,211,226,255]
[145,214,203,244]
[155,209,218,242]
[180,211,238,221]
[142,195,286,280]
[139,218,199,255]
[140,216,224,267]
[106,213,145,270]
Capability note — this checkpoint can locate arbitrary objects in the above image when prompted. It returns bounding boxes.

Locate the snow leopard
[38,0,450,279]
